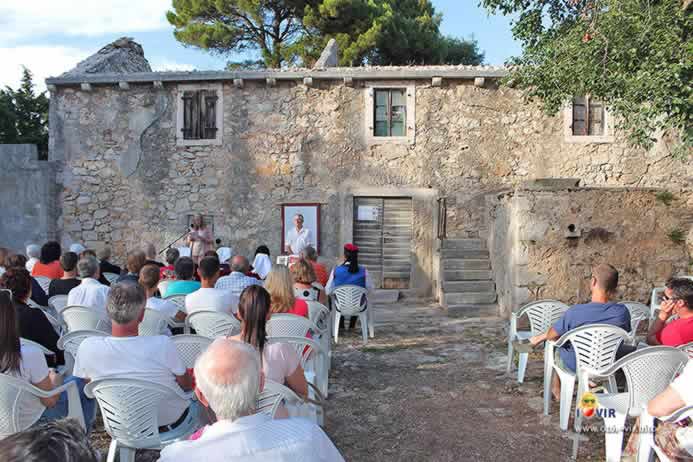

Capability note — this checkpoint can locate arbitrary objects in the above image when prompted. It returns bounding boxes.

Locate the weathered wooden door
[353,197,413,289]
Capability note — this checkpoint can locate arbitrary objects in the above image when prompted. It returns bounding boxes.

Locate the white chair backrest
[48,295,69,313]
[85,378,189,448]
[163,294,186,311]
[138,309,170,336]
[185,310,240,339]
[257,380,302,419]
[102,272,120,284]
[171,335,213,369]
[294,286,319,301]
[0,374,46,438]
[514,300,570,335]
[267,336,324,368]
[619,301,650,333]
[33,276,51,294]
[678,342,693,359]
[267,313,317,338]
[650,287,665,317]
[611,346,688,412]
[306,301,330,332]
[332,285,368,317]
[57,330,109,361]
[61,305,111,334]
[19,338,54,357]
[560,324,629,374]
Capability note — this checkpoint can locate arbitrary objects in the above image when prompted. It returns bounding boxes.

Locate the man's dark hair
[592,263,619,294]
[0,268,31,302]
[40,241,62,264]
[165,247,180,265]
[665,278,693,311]
[199,256,220,280]
[0,418,99,462]
[60,252,79,272]
[175,256,195,280]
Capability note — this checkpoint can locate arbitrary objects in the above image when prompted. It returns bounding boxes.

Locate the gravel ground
[90,300,614,461]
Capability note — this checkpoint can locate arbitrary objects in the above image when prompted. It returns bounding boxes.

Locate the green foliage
[482,0,692,155]
[168,0,484,67]
[0,67,49,159]
[667,228,685,244]
[655,190,675,206]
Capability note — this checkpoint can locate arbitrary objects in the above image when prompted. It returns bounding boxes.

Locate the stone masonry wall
[488,187,693,316]
[49,77,692,292]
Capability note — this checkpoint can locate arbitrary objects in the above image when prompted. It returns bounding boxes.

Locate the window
[364,83,416,145]
[374,89,407,137]
[572,96,604,136]
[176,84,223,146]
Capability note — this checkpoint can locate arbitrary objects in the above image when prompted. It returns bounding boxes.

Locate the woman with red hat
[325,243,373,330]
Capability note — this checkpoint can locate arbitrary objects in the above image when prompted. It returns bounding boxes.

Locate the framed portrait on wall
[281,203,321,255]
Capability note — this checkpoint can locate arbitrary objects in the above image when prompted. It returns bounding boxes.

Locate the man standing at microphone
[187,215,214,265]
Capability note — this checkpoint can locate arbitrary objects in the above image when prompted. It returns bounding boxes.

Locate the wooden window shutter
[588,101,604,136]
[572,96,587,136]
[203,92,218,139]
[182,91,194,139]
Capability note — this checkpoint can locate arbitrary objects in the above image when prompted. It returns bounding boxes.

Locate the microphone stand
[159,228,191,255]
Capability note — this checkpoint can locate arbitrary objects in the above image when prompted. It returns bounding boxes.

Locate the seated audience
[230,285,307,398]
[0,418,99,462]
[647,277,693,346]
[115,250,147,283]
[530,263,631,399]
[48,252,81,297]
[6,254,49,307]
[163,256,201,297]
[66,256,110,313]
[216,247,232,276]
[0,290,94,431]
[251,245,272,280]
[157,338,344,462]
[143,242,164,268]
[73,281,193,428]
[160,247,180,280]
[140,264,185,322]
[0,247,8,276]
[325,244,373,329]
[186,256,237,315]
[624,360,692,459]
[301,245,329,287]
[265,265,308,317]
[25,244,40,273]
[31,241,64,279]
[291,258,327,305]
[98,245,122,277]
[78,249,110,286]
[215,256,262,297]
[0,268,63,366]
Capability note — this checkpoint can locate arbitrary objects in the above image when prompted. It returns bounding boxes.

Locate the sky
[0,0,522,92]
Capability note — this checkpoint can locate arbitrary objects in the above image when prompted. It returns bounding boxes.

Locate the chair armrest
[659,405,693,423]
[31,380,85,430]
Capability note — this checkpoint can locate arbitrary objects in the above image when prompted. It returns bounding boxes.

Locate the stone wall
[48,76,693,293]
[0,144,59,252]
[488,186,693,316]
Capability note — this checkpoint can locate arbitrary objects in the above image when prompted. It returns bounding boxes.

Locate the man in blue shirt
[530,263,631,399]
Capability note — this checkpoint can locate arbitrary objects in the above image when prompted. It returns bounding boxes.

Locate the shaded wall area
[0,144,59,252]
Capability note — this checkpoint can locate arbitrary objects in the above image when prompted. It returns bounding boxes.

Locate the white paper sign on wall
[357,206,379,222]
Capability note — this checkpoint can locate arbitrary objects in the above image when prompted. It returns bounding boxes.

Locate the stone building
[35,38,692,316]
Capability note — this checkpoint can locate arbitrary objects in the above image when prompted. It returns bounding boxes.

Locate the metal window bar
[437,197,447,239]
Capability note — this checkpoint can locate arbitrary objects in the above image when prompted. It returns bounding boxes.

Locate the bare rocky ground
[90,300,612,461]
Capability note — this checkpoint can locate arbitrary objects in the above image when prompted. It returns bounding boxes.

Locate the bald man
[159,339,344,462]
[214,255,263,297]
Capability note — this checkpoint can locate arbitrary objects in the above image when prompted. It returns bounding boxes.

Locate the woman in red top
[264,265,308,318]
[31,241,64,280]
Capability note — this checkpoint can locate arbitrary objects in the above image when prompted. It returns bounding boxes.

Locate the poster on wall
[281,203,321,255]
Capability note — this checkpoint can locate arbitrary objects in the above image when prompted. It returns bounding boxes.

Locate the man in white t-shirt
[158,338,344,462]
[187,256,238,315]
[285,213,313,255]
[73,280,193,427]
[67,256,110,312]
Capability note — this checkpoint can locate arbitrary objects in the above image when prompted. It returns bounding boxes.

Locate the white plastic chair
[57,330,109,376]
[48,295,68,313]
[26,300,63,336]
[619,301,650,345]
[332,285,372,343]
[268,311,331,377]
[33,276,51,294]
[638,404,693,462]
[163,294,186,311]
[61,305,111,334]
[185,310,240,339]
[678,341,693,358]
[543,324,630,431]
[170,335,213,369]
[507,300,569,383]
[102,272,120,285]
[85,378,198,462]
[266,336,329,399]
[588,346,688,462]
[257,379,325,426]
[650,287,665,324]
[138,309,171,336]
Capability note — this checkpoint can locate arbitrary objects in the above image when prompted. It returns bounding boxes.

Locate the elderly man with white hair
[158,338,344,462]
[25,244,40,272]
[67,256,110,312]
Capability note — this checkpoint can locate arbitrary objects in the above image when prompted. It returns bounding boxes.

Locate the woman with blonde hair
[291,258,327,305]
[264,265,309,318]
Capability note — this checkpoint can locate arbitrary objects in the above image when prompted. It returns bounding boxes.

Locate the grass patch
[656,191,675,206]
[668,228,686,244]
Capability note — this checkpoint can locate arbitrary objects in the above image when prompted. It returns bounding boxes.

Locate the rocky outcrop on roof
[61,37,151,76]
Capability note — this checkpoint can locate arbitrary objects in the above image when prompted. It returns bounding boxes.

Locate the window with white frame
[176,84,223,146]
[365,83,416,145]
[564,95,613,143]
